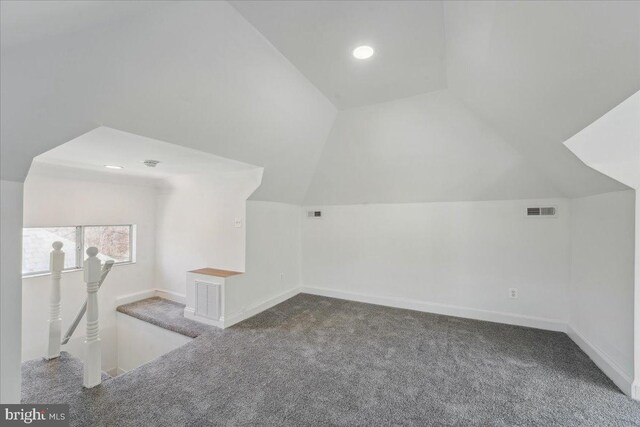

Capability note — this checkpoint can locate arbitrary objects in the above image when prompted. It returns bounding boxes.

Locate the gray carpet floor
[116,296,214,338]
[22,352,110,400]
[22,294,640,426]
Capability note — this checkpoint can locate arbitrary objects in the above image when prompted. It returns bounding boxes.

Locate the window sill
[22,261,136,279]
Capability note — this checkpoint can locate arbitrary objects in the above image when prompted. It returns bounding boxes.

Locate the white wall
[561,90,639,399]
[568,190,636,394]
[116,313,191,374]
[635,192,640,399]
[0,180,23,403]
[564,88,640,400]
[302,198,571,329]
[21,173,158,372]
[155,172,261,296]
[225,201,301,322]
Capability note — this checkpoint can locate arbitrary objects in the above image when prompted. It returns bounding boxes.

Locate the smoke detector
[143,160,160,168]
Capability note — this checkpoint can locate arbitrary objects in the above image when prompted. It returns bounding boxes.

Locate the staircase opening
[20,126,262,391]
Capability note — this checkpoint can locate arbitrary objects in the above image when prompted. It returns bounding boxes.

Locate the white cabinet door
[194,281,221,320]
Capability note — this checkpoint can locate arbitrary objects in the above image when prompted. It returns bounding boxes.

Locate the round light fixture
[352,45,374,60]
[104,165,123,169]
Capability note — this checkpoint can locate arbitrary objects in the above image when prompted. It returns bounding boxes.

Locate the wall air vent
[541,207,556,216]
[307,210,322,218]
[527,207,541,216]
[526,206,557,217]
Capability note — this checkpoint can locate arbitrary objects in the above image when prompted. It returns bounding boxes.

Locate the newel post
[46,241,65,360]
[83,247,102,388]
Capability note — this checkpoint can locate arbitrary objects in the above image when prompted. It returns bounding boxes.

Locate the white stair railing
[61,260,114,346]
[46,241,65,360]
[44,242,113,388]
[83,247,102,388]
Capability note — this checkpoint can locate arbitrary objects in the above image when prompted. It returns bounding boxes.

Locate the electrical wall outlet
[234,217,242,228]
[509,288,518,299]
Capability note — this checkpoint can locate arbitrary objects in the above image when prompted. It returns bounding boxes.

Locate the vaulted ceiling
[1,1,638,204]
[443,1,639,198]
[304,90,562,205]
[230,1,446,109]
[1,1,336,203]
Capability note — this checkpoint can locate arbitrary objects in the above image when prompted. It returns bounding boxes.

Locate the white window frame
[22,224,136,278]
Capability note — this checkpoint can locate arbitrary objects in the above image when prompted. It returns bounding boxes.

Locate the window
[22,225,135,277]
[84,225,132,263]
[22,227,80,275]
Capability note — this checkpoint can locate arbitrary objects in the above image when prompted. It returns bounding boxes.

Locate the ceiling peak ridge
[228,1,338,113]
[336,88,453,113]
[444,89,572,199]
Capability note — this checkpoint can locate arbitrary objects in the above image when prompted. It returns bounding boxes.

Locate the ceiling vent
[307,210,322,219]
[143,159,160,168]
[527,206,557,217]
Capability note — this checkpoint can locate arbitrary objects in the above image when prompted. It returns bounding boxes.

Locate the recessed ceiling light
[353,45,374,60]
[104,165,123,169]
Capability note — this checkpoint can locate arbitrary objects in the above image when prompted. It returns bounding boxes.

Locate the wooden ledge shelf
[189,268,242,278]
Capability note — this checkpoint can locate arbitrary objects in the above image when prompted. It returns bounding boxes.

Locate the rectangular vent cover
[527,207,557,217]
[307,210,322,218]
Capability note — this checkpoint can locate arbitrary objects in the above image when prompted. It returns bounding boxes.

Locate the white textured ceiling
[443,1,639,197]
[304,90,563,205]
[0,0,154,49]
[1,1,336,203]
[34,127,259,179]
[1,1,638,204]
[564,91,640,190]
[231,0,446,110]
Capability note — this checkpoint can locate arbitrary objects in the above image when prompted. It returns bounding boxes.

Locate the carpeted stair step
[116,296,215,338]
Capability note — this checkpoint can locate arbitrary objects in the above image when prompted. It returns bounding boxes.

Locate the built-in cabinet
[184,268,242,328]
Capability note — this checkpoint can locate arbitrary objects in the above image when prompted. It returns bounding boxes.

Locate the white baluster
[46,241,64,360]
[83,247,102,388]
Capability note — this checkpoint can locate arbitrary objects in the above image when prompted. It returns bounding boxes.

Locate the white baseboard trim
[224,287,300,328]
[113,285,635,401]
[154,289,186,304]
[114,289,186,306]
[299,286,567,333]
[114,289,156,306]
[566,325,634,397]
[183,307,224,328]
